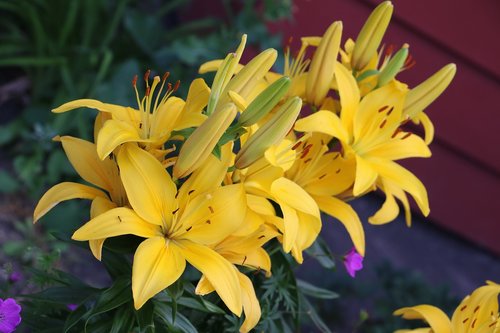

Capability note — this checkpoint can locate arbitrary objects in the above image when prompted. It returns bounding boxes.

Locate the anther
[144,69,151,82]
[162,71,170,81]
[132,75,138,87]
[145,86,151,97]
[167,82,172,91]
[173,80,180,92]
[292,141,302,150]
[401,132,412,140]
[378,105,389,113]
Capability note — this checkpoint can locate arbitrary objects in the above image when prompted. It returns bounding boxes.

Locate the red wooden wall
[270,0,500,255]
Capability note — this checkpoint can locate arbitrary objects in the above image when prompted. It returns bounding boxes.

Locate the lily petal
[279,202,299,253]
[179,184,247,245]
[353,155,378,196]
[368,182,399,225]
[294,111,349,143]
[96,120,150,160]
[238,272,261,333]
[335,62,360,132]
[177,240,242,316]
[369,159,430,216]
[34,182,107,222]
[72,207,160,241]
[271,177,319,217]
[59,136,115,191]
[117,144,176,227]
[52,99,132,115]
[394,305,451,333]
[290,211,322,264]
[314,195,365,256]
[367,133,431,160]
[89,197,117,260]
[149,97,185,142]
[132,237,186,309]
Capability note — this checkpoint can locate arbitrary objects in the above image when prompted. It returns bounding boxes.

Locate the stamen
[173,80,180,92]
[401,132,412,140]
[144,69,151,85]
[162,71,170,81]
[132,75,138,87]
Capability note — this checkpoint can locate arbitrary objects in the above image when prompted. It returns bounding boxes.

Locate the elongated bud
[235,97,302,169]
[377,44,409,87]
[218,48,278,106]
[174,103,237,178]
[351,1,393,71]
[238,76,291,127]
[403,63,456,118]
[206,53,236,116]
[306,21,342,107]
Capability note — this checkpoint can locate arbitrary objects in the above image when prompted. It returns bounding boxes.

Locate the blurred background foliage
[0,0,291,200]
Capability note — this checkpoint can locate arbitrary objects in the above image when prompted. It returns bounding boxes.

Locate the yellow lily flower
[295,63,431,223]
[52,75,210,160]
[395,281,500,333]
[72,143,247,314]
[33,136,126,260]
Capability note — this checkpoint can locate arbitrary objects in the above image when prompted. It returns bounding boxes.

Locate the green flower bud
[377,44,409,87]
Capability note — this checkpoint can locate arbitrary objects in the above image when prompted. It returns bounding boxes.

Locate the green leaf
[22,285,97,305]
[64,303,92,333]
[297,279,339,300]
[299,294,332,333]
[101,249,132,279]
[0,170,20,193]
[306,236,336,270]
[154,301,198,333]
[110,305,136,333]
[136,300,155,333]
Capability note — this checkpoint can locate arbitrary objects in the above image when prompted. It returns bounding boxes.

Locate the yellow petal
[314,195,365,256]
[294,111,349,143]
[353,155,378,196]
[117,143,176,227]
[52,98,130,114]
[368,182,399,225]
[149,96,185,142]
[414,112,435,145]
[178,184,247,245]
[224,248,272,276]
[279,202,299,253]
[177,240,242,316]
[182,78,211,117]
[394,305,451,333]
[89,197,117,261]
[246,194,276,217]
[271,177,320,217]
[304,153,355,196]
[59,136,116,191]
[96,119,149,160]
[290,211,322,263]
[367,133,431,160]
[238,272,261,333]
[335,62,360,133]
[132,237,186,309]
[369,159,430,216]
[34,182,107,222]
[195,275,215,295]
[72,207,160,241]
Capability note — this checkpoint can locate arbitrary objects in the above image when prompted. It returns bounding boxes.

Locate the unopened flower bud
[174,103,237,178]
[403,63,456,119]
[377,44,409,87]
[306,21,342,107]
[237,76,291,127]
[351,1,393,71]
[235,97,302,169]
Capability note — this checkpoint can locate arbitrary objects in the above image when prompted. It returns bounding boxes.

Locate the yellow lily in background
[52,75,210,161]
[395,281,500,333]
[295,63,431,224]
[33,136,126,260]
[72,143,247,314]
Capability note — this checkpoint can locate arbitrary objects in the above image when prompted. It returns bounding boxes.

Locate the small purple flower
[7,272,22,284]
[343,247,363,278]
[66,304,78,311]
[0,298,21,333]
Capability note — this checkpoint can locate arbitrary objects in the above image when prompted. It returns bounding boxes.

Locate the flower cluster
[34,2,455,330]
